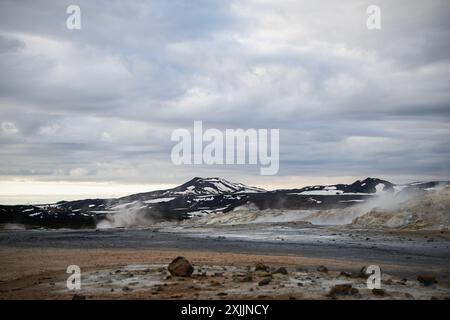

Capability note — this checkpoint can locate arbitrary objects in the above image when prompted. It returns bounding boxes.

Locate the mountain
[280,177,394,195]
[0,177,448,228]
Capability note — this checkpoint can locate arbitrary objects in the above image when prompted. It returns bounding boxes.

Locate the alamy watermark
[66,265,81,290]
[66,5,81,30]
[171,121,279,175]
[366,5,381,30]
[366,265,382,289]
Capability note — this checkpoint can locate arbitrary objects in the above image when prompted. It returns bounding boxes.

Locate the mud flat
[0,225,449,300]
[0,247,449,300]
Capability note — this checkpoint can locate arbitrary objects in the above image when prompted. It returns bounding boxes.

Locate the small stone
[328,284,358,297]
[317,265,328,273]
[235,272,253,282]
[255,262,270,272]
[258,277,272,286]
[372,288,387,296]
[273,267,288,275]
[417,275,437,286]
[72,294,86,300]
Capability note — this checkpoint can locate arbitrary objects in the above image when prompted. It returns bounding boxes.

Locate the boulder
[168,256,194,277]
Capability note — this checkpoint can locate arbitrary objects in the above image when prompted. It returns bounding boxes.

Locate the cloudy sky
[0,0,449,202]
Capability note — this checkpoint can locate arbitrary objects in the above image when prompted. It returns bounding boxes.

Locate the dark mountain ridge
[1,177,448,228]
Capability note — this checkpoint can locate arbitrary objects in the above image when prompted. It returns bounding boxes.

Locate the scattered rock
[217,292,228,296]
[372,289,387,296]
[72,294,86,300]
[338,271,351,278]
[258,277,272,286]
[351,266,368,279]
[122,286,131,292]
[317,265,328,273]
[273,267,288,275]
[255,262,270,272]
[168,256,194,277]
[235,272,253,283]
[328,284,358,297]
[417,275,437,286]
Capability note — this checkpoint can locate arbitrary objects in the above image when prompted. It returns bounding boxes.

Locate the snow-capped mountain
[163,177,266,196]
[118,177,265,201]
[0,177,448,228]
[283,178,394,196]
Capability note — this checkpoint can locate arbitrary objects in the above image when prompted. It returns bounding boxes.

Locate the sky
[0,0,449,202]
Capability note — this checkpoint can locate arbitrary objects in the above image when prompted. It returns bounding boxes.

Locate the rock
[296,267,308,273]
[417,275,437,286]
[273,267,288,275]
[351,266,368,279]
[235,272,253,283]
[72,294,86,300]
[168,256,194,277]
[328,284,358,297]
[258,277,272,286]
[255,262,270,272]
[372,289,387,296]
[122,286,131,291]
[338,271,351,278]
[317,265,328,273]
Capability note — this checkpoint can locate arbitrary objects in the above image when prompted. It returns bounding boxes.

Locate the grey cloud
[0,0,449,187]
